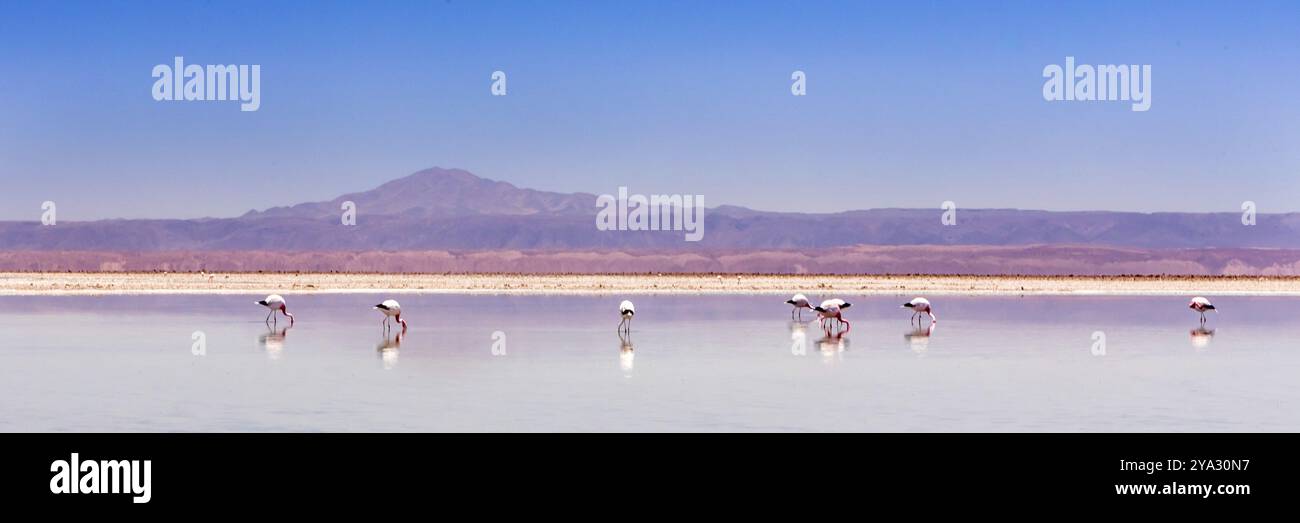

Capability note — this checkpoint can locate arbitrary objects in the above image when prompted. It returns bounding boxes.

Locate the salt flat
[3,272,1300,296]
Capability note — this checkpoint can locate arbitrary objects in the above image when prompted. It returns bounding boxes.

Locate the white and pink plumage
[374,299,408,332]
[786,293,812,320]
[902,297,936,325]
[1188,296,1216,324]
[813,298,851,335]
[618,300,636,335]
[256,294,294,325]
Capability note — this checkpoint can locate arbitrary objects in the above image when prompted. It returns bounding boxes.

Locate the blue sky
[1,0,1298,219]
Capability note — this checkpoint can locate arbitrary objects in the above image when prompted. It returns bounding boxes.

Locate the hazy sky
[1,0,1298,220]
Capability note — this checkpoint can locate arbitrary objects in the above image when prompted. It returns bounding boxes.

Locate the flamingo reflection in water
[258,325,291,360]
[377,330,403,369]
[1189,327,1215,351]
[904,323,936,355]
[789,321,809,356]
[618,332,635,376]
[815,335,848,363]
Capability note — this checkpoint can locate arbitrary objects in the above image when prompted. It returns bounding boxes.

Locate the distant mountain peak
[245,167,596,220]
[379,167,495,189]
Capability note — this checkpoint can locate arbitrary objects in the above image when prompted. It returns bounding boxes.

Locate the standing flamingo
[1188,297,1217,325]
[374,299,408,332]
[618,300,636,335]
[256,294,294,325]
[813,298,851,335]
[902,297,936,325]
[786,293,812,320]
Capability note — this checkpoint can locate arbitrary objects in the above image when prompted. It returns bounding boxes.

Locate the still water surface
[1,294,1296,432]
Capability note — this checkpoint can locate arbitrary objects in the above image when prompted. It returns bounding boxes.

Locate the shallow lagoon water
[1,294,1297,432]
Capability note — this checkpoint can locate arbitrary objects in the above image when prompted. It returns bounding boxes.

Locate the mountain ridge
[3,167,1299,252]
[242,167,600,220]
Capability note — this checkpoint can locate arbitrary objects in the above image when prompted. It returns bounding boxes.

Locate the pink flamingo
[902,297,936,325]
[256,294,294,326]
[374,299,408,332]
[786,293,812,320]
[1188,297,1216,325]
[813,298,851,336]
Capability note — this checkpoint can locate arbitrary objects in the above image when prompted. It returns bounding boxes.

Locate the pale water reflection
[258,326,290,360]
[1189,327,1215,351]
[0,294,1297,432]
[815,335,848,362]
[377,331,402,370]
[904,324,935,355]
[618,333,635,377]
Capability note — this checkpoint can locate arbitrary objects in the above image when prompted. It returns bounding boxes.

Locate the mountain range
[4,167,1300,251]
[3,167,1300,274]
